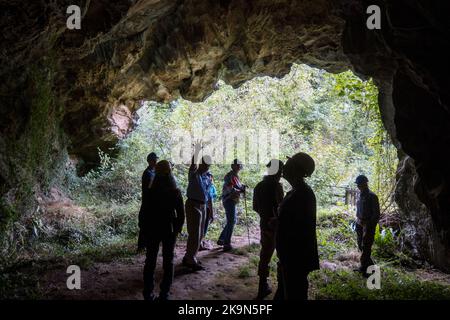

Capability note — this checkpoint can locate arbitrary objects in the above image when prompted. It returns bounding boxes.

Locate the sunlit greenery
[59,63,401,255]
[77,64,397,208]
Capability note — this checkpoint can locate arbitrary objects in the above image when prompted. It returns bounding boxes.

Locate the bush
[374,224,398,259]
[310,267,450,300]
[316,206,357,260]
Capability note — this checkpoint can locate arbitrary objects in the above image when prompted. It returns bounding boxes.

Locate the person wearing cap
[139,160,185,301]
[275,152,319,300]
[253,159,284,300]
[138,152,159,251]
[217,159,246,251]
[142,152,158,192]
[354,175,380,276]
[182,142,211,271]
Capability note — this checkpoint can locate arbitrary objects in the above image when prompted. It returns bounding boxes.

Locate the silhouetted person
[354,175,380,276]
[253,159,284,300]
[182,142,210,270]
[218,159,246,251]
[139,160,185,301]
[138,152,158,251]
[200,171,217,251]
[275,153,319,300]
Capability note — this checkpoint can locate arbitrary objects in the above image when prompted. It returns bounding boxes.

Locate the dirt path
[40,233,271,300]
[38,232,450,300]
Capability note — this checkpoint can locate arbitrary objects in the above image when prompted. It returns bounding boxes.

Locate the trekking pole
[243,188,251,246]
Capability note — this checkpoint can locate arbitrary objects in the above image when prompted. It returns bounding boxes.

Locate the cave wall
[1,0,449,270]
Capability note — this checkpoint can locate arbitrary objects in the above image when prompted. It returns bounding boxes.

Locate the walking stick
[243,189,251,246]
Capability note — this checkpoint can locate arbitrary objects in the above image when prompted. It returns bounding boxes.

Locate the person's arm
[272,183,284,217]
[276,201,292,262]
[232,176,246,193]
[138,190,151,252]
[189,140,203,172]
[207,199,214,221]
[275,183,284,204]
[252,187,259,213]
[141,171,148,194]
[147,173,155,189]
[174,190,185,234]
[372,194,381,224]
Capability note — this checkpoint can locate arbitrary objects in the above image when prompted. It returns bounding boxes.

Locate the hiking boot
[353,266,365,273]
[255,278,272,300]
[182,257,204,271]
[223,244,233,252]
[354,266,371,277]
[189,263,204,271]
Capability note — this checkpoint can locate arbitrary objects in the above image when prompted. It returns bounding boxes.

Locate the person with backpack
[217,159,246,251]
[200,171,217,251]
[139,160,185,301]
[253,159,284,299]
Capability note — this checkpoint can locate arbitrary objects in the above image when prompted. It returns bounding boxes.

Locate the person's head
[146,152,158,168]
[154,160,177,190]
[155,160,172,176]
[283,152,315,186]
[198,155,211,174]
[355,175,369,192]
[231,159,243,173]
[266,159,284,182]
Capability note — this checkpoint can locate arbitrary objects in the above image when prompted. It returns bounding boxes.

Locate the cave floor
[37,232,450,300]
[40,233,266,300]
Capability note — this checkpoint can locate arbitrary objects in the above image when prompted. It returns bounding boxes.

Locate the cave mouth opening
[128,63,398,211]
[65,63,398,249]
[27,62,437,301]
[8,60,450,300]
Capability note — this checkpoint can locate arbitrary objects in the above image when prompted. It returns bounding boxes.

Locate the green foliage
[238,265,252,278]
[316,206,357,260]
[0,269,41,300]
[86,64,396,211]
[331,71,398,214]
[373,224,398,260]
[0,62,69,259]
[310,267,450,300]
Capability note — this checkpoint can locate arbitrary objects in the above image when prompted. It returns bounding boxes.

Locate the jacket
[276,180,319,273]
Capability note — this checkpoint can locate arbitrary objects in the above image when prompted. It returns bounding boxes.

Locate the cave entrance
[10,61,450,301]
[51,63,435,300]
[71,63,400,259]
[127,63,398,215]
